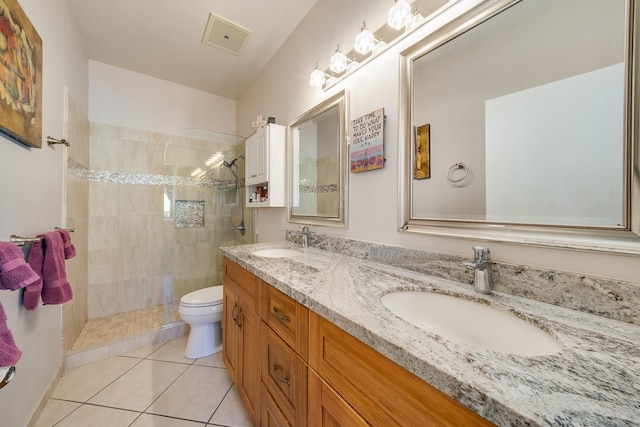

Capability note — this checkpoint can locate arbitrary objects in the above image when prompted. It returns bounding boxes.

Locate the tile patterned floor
[36,337,251,427]
[71,304,181,352]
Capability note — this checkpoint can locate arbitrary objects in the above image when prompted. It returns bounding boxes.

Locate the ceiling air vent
[201,13,252,56]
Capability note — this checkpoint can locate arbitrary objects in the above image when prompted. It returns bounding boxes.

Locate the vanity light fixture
[309,63,327,87]
[388,0,412,30]
[355,21,376,55]
[329,44,350,74]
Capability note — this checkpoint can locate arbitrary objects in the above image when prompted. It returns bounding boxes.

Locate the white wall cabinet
[245,124,286,208]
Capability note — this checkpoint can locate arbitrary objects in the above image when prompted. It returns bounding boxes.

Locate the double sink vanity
[220,239,640,426]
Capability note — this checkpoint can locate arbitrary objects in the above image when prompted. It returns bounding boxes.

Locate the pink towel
[24,232,73,310]
[0,242,39,291]
[56,229,76,259]
[0,302,21,366]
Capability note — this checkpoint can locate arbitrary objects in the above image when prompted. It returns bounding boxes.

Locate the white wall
[236,0,640,283]
[89,61,236,135]
[0,0,88,425]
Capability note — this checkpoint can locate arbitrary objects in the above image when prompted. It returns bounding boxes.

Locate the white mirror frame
[288,90,349,228]
[398,0,640,255]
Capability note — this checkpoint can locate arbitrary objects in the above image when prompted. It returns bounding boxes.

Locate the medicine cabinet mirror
[289,90,348,227]
[399,0,640,254]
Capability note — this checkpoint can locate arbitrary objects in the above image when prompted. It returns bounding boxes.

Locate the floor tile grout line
[79,356,146,404]
[207,383,235,425]
[139,359,194,417]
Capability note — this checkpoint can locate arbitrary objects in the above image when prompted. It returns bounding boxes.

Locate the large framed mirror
[288,90,348,227]
[399,0,640,254]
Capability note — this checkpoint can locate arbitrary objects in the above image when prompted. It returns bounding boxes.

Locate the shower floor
[70,303,181,352]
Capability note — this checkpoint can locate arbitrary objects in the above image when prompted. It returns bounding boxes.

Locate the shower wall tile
[119,139,149,174]
[148,136,167,175]
[120,247,148,281]
[90,135,120,170]
[144,276,164,307]
[90,182,120,216]
[118,279,146,313]
[90,122,120,138]
[88,281,120,318]
[118,184,148,216]
[89,249,122,285]
[147,216,164,247]
[119,127,151,143]
[147,186,164,215]
[89,216,120,250]
[145,245,164,277]
[118,216,148,248]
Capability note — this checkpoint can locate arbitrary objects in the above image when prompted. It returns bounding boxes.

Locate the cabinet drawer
[309,313,494,427]
[261,322,307,427]
[260,383,291,427]
[261,282,309,358]
[224,258,261,309]
[308,369,369,427]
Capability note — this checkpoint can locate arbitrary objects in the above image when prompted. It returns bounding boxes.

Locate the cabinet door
[238,296,261,427]
[222,286,239,380]
[308,369,368,427]
[246,128,267,185]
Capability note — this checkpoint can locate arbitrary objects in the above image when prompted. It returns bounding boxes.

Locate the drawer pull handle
[231,303,238,325]
[273,364,291,385]
[237,307,243,329]
[272,307,291,323]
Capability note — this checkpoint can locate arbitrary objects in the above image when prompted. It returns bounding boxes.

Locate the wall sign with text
[349,108,384,173]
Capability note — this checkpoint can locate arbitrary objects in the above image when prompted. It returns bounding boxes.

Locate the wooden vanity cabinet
[223,258,262,426]
[309,312,494,427]
[224,259,493,426]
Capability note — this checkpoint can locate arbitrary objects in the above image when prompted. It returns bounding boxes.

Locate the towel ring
[446,162,468,183]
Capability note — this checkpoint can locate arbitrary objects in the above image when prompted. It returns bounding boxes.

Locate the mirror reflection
[289,90,347,227]
[407,0,627,228]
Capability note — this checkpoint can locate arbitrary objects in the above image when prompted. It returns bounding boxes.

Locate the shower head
[222,160,232,169]
[227,155,245,168]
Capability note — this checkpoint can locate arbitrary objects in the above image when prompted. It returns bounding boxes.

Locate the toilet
[178,285,224,359]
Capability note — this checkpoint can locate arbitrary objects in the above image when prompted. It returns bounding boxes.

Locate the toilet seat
[180,286,223,308]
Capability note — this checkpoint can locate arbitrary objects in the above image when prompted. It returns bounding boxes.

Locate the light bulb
[388,0,412,30]
[355,21,376,55]
[309,63,326,87]
[329,44,349,74]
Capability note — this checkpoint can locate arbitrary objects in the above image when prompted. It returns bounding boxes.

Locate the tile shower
[66,119,250,354]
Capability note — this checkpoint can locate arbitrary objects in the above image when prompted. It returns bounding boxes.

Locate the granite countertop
[220,242,640,427]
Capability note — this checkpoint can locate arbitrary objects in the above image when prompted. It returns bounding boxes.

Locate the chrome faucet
[292,226,312,248]
[463,247,492,295]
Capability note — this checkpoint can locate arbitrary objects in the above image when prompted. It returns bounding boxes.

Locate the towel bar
[54,227,75,233]
[9,235,42,247]
[0,366,15,389]
[46,136,70,147]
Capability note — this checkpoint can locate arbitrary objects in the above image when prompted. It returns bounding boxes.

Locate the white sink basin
[252,248,302,258]
[381,291,561,356]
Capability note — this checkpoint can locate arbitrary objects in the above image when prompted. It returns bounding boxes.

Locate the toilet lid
[180,286,223,307]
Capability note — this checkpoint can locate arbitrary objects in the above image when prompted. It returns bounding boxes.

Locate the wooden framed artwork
[414,123,430,179]
[0,0,43,148]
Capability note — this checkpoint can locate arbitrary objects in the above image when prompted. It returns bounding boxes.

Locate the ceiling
[65,0,319,99]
